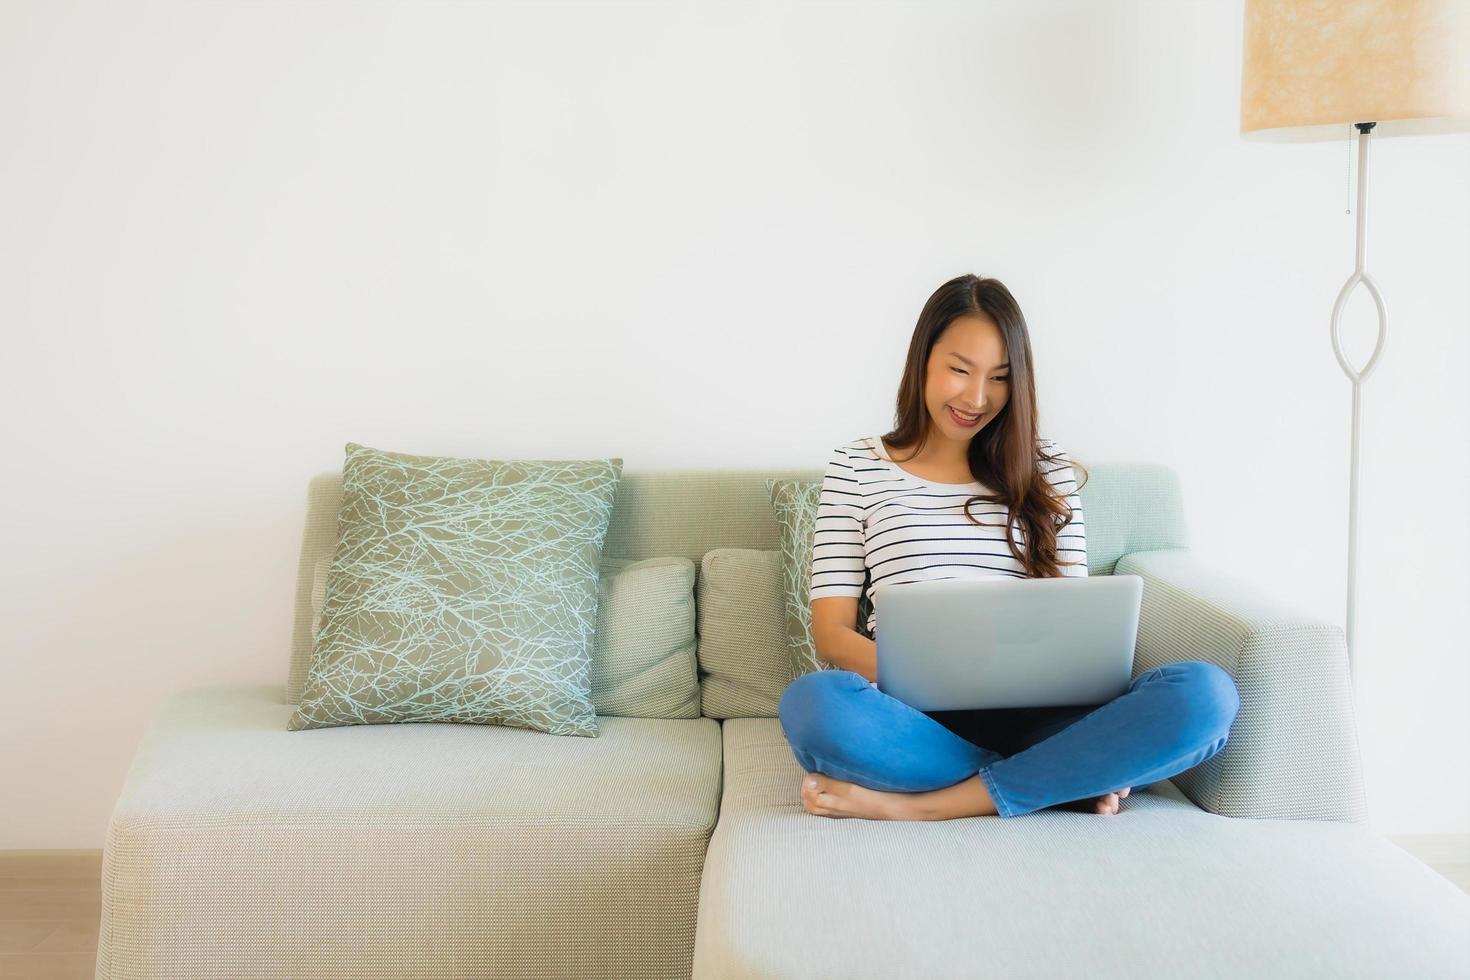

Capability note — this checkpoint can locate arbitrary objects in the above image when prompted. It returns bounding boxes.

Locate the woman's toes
[1118,787,1131,799]
[800,774,818,811]
[802,773,840,815]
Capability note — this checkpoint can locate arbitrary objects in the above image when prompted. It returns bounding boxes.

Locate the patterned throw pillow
[766,479,874,681]
[287,442,622,736]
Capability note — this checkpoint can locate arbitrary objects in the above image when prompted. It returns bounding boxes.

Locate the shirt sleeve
[808,446,867,599]
[1043,441,1089,577]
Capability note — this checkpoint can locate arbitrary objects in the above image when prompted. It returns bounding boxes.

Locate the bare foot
[1059,786,1132,815]
[800,772,915,820]
[799,772,999,820]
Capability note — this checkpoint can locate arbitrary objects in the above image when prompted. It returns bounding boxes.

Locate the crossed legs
[778,660,1240,820]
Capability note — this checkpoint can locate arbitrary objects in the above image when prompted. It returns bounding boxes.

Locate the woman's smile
[948,405,982,427]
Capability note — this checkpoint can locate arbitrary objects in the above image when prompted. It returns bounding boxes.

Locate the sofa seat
[692,718,1470,980]
[96,684,723,980]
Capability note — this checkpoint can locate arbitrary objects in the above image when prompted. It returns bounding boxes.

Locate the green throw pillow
[287,442,622,736]
[588,557,700,718]
[695,548,790,718]
[766,479,874,681]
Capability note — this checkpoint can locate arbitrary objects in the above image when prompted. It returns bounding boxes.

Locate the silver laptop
[873,575,1143,711]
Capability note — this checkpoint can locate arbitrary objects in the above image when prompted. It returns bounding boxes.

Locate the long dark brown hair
[879,274,1088,577]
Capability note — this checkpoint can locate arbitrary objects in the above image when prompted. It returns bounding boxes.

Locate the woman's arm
[811,597,878,683]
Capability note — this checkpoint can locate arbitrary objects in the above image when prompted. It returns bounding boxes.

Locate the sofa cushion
[765,478,875,681]
[695,548,789,718]
[692,718,1470,979]
[290,442,622,736]
[98,685,722,980]
[592,556,700,718]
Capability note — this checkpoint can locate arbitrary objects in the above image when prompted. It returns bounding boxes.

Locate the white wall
[1,0,1465,847]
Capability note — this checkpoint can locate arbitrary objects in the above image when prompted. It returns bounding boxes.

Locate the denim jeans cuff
[977,764,1012,818]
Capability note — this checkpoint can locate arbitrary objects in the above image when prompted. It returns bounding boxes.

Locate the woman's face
[924,314,1011,446]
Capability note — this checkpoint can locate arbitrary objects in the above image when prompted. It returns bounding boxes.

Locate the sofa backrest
[287,461,1188,704]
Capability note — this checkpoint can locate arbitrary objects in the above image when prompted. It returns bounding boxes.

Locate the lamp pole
[1328,120,1389,682]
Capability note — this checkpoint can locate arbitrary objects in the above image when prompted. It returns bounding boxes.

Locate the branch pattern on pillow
[766,479,874,682]
[287,442,622,736]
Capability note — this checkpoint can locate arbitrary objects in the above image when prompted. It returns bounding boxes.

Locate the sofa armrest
[1115,549,1368,824]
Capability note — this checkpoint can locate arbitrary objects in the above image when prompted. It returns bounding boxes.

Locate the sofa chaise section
[692,717,1470,980]
[693,524,1455,979]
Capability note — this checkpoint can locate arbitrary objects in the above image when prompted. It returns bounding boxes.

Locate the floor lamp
[1239,0,1470,685]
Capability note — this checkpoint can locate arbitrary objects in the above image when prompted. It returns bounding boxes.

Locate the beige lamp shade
[1241,0,1470,141]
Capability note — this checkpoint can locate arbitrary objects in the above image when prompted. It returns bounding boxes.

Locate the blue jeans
[777,660,1240,818]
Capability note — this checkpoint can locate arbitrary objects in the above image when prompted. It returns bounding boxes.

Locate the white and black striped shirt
[810,436,1088,636]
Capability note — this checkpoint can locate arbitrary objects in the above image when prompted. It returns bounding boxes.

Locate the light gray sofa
[95,462,1470,979]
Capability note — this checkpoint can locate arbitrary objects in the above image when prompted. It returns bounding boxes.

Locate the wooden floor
[0,852,99,980]
[3,837,1467,978]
